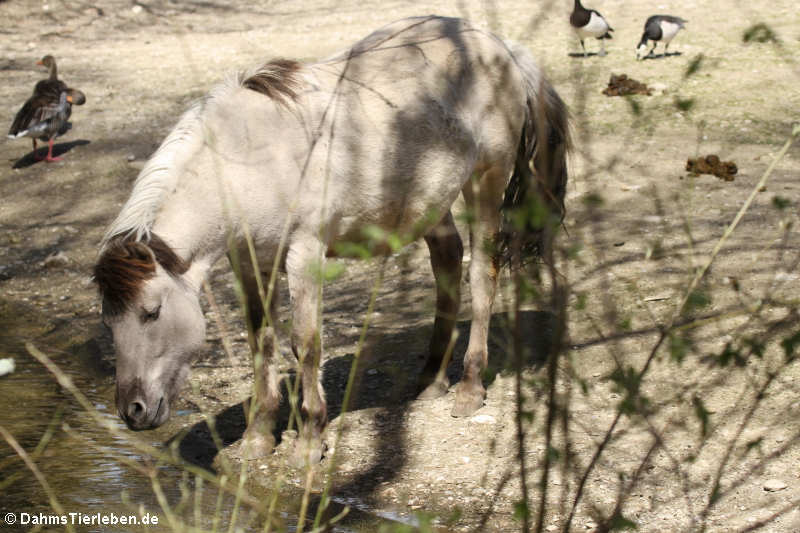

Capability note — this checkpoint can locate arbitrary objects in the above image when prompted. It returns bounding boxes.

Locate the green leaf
[322,261,346,282]
[674,97,695,112]
[685,289,711,312]
[333,241,373,259]
[362,224,386,243]
[772,195,792,210]
[513,500,530,522]
[574,291,587,311]
[387,233,405,253]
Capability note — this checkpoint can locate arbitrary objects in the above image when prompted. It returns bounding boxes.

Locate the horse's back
[302,16,529,241]
[318,16,526,125]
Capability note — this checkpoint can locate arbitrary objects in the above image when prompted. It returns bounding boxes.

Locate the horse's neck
[151,191,227,292]
[148,81,316,286]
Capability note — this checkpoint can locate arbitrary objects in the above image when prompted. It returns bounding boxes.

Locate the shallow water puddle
[0,298,277,532]
[0,298,426,532]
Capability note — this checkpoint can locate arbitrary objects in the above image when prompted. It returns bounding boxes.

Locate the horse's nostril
[128,400,146,421]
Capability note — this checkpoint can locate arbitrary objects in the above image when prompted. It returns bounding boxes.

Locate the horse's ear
[123,241,156,266]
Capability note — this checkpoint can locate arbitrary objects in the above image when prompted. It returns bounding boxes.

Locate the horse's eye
[142,305,161,323]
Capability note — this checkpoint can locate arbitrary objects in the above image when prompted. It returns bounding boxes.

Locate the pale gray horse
[94,16,569,464]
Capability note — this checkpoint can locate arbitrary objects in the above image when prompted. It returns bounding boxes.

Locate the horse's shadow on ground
[11,139,90,169]
[170,309,556,474]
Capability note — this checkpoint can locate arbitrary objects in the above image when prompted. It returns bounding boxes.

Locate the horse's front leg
[418,211,463,399]
[236,251,282,460]
[286,237,327,465]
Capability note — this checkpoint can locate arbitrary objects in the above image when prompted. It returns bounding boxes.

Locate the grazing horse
[94,16,569,463]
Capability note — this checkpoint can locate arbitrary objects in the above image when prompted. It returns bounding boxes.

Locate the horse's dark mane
[94,233,189,317]
[241,59,303,103]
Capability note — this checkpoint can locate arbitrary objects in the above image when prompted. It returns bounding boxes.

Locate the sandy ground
[2,0,800,531]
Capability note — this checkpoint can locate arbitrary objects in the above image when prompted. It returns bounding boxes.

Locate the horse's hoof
[417,378,449,400]
[241,432,276,460]
[451,385,485,417]
[290,436,326,468]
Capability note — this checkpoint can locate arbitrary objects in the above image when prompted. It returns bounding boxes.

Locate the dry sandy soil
[2,0,800,531]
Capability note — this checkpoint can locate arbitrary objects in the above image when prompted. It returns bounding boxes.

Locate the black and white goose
[636,15,687,59]
[570,0,613,57]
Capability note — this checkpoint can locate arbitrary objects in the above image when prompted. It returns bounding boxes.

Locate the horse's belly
[329,178,464,255]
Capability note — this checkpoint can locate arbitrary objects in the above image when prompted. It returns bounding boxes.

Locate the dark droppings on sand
[602,74,653,96]
[686,154,739,181]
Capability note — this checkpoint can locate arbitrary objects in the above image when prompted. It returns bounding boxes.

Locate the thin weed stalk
[564,125,799,531]
[0,424,76,533]
[312,259,389,530]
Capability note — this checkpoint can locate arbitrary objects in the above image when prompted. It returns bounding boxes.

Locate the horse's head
[94,235,204,430]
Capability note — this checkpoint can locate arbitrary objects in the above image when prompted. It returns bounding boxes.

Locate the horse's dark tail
[497,41,570,266]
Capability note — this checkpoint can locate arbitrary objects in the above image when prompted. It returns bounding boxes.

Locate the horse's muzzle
[119,394,167,430]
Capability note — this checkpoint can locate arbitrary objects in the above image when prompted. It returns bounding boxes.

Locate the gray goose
[7,55,86,162]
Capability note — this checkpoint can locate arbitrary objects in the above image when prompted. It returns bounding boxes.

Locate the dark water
[0,299,422,533]
[0,299,191,532]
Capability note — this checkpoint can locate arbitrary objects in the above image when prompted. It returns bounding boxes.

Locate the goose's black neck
[571,0,590,27]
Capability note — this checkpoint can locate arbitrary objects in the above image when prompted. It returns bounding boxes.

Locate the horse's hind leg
[452,168,506,417]
[235,250,282,460]
[286,236,327,465]
[418,211,463,399]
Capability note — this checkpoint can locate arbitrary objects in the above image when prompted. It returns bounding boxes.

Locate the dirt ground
[2,1,800,531]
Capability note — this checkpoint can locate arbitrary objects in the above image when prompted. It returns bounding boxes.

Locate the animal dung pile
[686,154,738,181]
[602,74,653,96]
